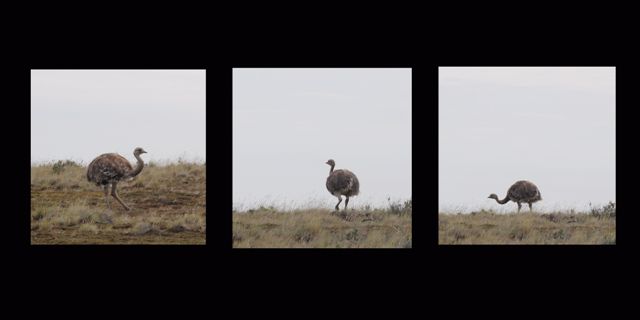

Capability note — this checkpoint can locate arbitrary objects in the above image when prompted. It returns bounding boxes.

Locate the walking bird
[325,159,359,211]
[488,180,542,212]
[87,147,147,211]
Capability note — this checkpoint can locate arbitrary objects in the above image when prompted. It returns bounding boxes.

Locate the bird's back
[87,153,133,185]
[326,169,360,196]
[507,180,541,202]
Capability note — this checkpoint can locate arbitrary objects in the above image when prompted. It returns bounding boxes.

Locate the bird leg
[345,197,349,210]
[528,203,533,212]
[335,196,342,211]
[110,182,131,211]
[103,184,111,210]
[517,202,522,213]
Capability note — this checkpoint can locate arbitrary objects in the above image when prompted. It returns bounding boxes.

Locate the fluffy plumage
[325,159,359,211]
[488,180,542,212]
[87,147,146,211]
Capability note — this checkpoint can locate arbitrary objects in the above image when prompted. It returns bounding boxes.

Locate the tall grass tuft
[387,197,412,216]
[52,160,81,174]
[589,201,616,218]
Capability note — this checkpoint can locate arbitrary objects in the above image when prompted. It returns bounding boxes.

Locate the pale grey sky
[31,70,206,164]
[233,68,412,210]
[439,67,615,213]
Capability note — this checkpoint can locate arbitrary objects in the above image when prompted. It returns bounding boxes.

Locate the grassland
[232,200,412,248]
[31,160,206,244]
[439,203,616,245]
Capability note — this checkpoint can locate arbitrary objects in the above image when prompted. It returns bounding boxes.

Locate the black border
[9,45,633,277]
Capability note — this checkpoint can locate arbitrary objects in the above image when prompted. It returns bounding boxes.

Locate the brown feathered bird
[488,180,542,212]
[325,159,359,211]
[87,147,147,211]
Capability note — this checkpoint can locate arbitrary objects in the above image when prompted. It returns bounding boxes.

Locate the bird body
[87,153,134,185]
[87,147,147,211]
[325,159,359,211]
[488,180,541,212]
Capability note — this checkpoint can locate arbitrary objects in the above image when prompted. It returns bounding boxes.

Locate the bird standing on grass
[488,180,542,212]
[87,147,147,211]
[325,159,359,211]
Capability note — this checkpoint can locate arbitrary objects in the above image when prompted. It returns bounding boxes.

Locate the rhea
[87,147,147,211]
[325,159,360,211]
[488,180,542,212]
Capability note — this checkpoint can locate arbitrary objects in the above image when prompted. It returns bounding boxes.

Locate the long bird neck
[494,195,510,204]
[126,154,145,178]
[329,164,335,174]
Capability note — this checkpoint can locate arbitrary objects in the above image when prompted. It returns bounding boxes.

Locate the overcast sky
[31,70,206,165]
[439,67,615,213]
[233,68,412,210]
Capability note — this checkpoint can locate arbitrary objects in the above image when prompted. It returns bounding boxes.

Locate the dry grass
[233,202,412,248]
[439,207,616,245]
[31,160,206,244]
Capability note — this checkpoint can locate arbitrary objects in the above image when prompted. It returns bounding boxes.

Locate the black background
[4,7,635,311]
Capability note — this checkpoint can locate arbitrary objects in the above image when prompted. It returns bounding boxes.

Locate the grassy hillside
[439,203,616,245]
[233,200,412,248]
[31,160,206,244]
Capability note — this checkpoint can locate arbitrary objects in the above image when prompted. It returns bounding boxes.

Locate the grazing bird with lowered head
[488,180,542,212]
[325,159,359,211]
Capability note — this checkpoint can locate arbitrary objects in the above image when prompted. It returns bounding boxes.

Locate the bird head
[325,159,335,166]
[488,193,498,200]
[134,147,147,156]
